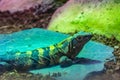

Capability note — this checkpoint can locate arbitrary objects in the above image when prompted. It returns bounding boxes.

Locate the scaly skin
[0,32,92,71]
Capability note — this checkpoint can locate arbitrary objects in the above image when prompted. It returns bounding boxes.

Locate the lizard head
[66,33,92,59]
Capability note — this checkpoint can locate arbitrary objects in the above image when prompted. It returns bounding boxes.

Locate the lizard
[0,32,92,72]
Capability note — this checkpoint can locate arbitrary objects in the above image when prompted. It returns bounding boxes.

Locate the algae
[48,0,120,41]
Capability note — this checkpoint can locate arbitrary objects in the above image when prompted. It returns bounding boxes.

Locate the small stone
[116,62,120,66]
[106,69,114,74]
[115,66,120,71]
[114,46,119,49]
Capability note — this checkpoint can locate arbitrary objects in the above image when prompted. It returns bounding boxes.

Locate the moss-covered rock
[48,0,120,41]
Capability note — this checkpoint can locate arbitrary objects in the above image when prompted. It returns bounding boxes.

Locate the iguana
[0,32,92,72]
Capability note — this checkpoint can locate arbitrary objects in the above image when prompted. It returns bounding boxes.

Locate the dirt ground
[0,4,120,80]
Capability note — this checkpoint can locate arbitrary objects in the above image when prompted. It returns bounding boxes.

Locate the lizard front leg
[59,56,73,68]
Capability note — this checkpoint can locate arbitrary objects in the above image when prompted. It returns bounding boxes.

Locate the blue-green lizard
[0,32,92,72]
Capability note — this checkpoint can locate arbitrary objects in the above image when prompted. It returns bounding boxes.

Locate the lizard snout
[85,35,93,40]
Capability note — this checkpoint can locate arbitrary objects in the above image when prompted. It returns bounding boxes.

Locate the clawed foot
[59,57,101,68]
[59,56,73,68]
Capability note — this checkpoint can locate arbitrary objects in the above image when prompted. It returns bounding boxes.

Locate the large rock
[0,0,67,13]
[0,28,114,80]
[0,0,41,12]
[48,0,120,41]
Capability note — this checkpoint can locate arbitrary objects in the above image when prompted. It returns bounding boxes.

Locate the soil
[0,7,53,34]
[0,3,120,80]
[0,71,57,80]
[83,35,120,80]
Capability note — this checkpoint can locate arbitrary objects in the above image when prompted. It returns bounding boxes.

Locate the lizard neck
[56,39,70,55]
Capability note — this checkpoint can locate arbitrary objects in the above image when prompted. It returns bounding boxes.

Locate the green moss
[48,0,120,41]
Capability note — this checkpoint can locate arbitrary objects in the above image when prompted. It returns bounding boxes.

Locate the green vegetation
[48,0,120,41]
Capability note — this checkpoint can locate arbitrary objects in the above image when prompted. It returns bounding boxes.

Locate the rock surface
[0,0,42,13]
[0,0,67,13]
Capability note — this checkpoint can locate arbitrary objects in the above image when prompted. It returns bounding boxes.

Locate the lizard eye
[76,36,83,41]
